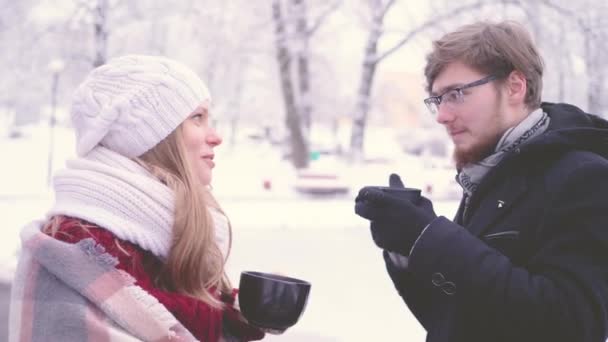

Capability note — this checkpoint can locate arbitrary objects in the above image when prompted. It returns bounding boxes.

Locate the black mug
[238,271,311,333]
[368,186,421,203]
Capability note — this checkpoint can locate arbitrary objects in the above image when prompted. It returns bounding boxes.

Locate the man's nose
[435,105,456,125]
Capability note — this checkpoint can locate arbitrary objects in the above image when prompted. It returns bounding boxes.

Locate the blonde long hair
[45,125,233,308]
[138,126,232,307]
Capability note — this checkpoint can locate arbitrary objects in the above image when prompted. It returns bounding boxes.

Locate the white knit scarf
[47,145,229,260]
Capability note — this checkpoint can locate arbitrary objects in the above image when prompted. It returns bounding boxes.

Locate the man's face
[430,61,509,168]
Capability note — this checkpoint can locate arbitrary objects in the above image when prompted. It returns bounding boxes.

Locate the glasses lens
[444,89,463,104]
[425,100,438,116]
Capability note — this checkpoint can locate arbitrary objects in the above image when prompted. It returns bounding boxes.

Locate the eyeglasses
[423,75,497,116]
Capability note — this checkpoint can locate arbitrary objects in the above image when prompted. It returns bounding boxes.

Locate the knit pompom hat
[70,55,211,157]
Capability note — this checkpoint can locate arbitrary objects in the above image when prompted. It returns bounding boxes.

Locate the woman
[9,55,264,341]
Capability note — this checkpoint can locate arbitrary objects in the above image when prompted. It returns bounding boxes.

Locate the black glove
[354,174,437,256]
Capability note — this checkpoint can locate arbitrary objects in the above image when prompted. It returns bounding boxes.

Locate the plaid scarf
[9,220,198,341]
[456,108,550,216]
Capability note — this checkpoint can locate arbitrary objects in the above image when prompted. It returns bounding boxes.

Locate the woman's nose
[207,128,223,147]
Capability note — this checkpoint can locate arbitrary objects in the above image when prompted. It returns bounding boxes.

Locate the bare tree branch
[307,0,343,36]
[374,0,511,63]
[10,0,89,58]
[535,0,591,31]
[379,0,397,17]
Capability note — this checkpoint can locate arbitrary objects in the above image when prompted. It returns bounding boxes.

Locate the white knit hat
[70,55,211,157]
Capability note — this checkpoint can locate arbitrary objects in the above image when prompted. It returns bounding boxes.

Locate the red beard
[453,131,502,170]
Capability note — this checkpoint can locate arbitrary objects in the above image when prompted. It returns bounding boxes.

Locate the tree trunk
[349,5,383,161]
[228,64,244,150]
[350,59,378,161]
[557,22,566,102]
[584,26,603,115]
[293,0,312,137]
[93,0,109,67]
[272,0,309,169]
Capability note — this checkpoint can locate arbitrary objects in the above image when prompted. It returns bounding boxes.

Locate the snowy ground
[1,124,461,341]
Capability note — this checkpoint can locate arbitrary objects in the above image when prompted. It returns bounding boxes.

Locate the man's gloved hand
[354,174,437,256]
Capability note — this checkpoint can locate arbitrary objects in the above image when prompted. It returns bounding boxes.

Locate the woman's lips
[202,156,215,168]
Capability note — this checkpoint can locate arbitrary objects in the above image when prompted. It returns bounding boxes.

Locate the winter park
[3,1,608,341]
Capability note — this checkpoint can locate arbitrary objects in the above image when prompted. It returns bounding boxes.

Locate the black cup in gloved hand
[354,174,437,256]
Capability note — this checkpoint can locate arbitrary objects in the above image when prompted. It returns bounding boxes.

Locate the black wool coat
[385,103,608,342]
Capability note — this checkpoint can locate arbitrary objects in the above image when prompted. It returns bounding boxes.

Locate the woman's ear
[505,70,527,106]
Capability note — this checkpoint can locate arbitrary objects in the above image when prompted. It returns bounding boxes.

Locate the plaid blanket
[9,220,198,342]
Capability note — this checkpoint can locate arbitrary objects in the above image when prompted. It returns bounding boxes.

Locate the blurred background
[2,0,608,340]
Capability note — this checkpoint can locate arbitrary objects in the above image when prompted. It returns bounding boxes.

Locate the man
[355,21,608,341]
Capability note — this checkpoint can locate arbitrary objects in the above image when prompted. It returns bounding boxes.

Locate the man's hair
[424,21,544,109]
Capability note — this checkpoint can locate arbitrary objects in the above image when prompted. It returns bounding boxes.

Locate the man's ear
[505,70,527,106]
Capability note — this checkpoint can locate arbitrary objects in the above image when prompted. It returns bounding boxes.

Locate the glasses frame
[424,75,497,115]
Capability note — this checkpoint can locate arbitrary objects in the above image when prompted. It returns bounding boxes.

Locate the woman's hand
[222,290,265,341]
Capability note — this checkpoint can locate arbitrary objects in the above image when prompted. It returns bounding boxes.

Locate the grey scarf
[456,108,550,215]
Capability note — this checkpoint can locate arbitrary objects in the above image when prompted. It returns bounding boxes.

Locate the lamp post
[47,59,65,186]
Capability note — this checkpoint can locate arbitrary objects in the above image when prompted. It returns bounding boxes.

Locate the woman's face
[181,104,222,185]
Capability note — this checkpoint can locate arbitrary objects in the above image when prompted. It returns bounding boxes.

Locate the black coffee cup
[238,271,311,333]
[368,186,421,203]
